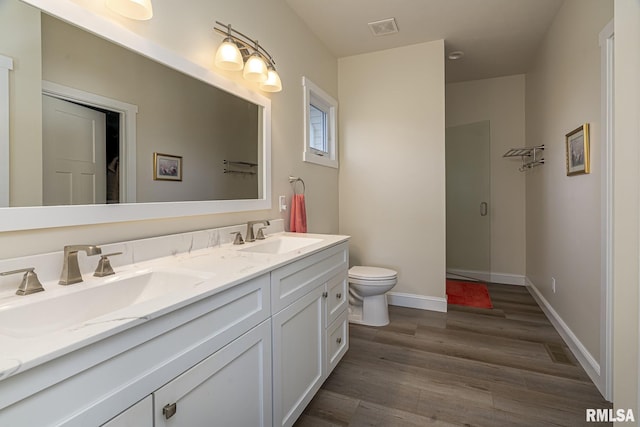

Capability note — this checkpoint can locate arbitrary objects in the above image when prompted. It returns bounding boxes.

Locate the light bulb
[243,53,268,83]
[105,0,153,20]
[214,38,244,71]
[260,67,282,92]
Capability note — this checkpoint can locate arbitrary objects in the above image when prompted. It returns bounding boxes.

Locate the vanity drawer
[325,309,349,375]
[325,268,348,327]
[270,242,348,314]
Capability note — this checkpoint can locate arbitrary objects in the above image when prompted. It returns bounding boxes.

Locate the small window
[303,77,338,168]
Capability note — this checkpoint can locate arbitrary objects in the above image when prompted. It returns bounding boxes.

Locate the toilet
[348,266,398,327]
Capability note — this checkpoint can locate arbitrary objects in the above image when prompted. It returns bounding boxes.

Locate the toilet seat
[349,266,397,281]
[349,277,397,287]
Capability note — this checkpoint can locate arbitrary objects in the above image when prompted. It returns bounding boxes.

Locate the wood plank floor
[294,283,612,427]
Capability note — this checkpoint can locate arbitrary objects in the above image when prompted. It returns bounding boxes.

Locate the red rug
[446,279,493,309]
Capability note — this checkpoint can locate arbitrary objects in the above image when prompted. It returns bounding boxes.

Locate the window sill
[303,151,338,169]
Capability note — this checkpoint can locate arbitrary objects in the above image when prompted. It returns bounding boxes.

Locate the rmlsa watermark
[586,409,635,423]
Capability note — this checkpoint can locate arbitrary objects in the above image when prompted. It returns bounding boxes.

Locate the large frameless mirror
[0,0,272,231]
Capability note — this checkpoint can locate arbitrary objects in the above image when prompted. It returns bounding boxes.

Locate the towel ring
[288,176,305,195]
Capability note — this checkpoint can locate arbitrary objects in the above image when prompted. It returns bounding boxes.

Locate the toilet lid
[349,266,397,280]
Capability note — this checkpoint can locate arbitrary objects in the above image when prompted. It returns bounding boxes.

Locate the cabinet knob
[163,403,177,419]
[322,291,328,298]
[336,337,342,344]
[336,293,342,299]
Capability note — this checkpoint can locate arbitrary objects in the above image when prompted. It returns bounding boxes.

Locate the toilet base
[348,294,390,327]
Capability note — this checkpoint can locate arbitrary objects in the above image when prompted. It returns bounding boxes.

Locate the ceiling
[284,0,565,83]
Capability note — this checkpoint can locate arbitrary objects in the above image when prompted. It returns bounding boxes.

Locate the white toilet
[348,266,398,327]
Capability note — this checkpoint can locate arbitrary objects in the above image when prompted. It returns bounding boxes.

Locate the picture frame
[153,152,182,181]
[565,123,590,176]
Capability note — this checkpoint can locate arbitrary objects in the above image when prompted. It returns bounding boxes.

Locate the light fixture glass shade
[260,67,282,92]
[214,38,244,71]
[105,0,153,20]
[242,53,268,83]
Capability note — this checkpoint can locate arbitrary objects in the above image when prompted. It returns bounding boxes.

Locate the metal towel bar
[503,145,545,172]
[288,176,305,194]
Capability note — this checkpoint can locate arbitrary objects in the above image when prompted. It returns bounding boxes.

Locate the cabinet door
[272,285,325,427]
[101,396,152,427]
[153,320,272,427]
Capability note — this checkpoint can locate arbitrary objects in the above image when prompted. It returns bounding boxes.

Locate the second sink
[239,235,323,255]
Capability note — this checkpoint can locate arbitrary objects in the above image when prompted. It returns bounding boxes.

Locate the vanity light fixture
[105,0,153,20]
[214,25,244,71]
[243,46,269,82]
[261,64,283,93]
[214,21,282,92]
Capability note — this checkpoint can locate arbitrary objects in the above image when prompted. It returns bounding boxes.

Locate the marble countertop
[0,232,349,382]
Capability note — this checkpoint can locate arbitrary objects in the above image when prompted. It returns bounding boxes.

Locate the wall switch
[278,195,287,212]
[552,277,556,293]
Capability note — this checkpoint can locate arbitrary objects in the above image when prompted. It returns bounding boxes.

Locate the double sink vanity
[2,2,349,424]
[0,220,349,426]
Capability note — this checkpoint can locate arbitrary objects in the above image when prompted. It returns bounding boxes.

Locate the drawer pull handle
[163,403,177,419]
[336,337,342,344]
[322,291,328,298]
[336,293,342,299]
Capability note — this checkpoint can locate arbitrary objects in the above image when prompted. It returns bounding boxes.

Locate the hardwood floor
[294,283,612,427]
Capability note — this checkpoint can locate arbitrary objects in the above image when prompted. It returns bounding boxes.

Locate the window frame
[302,77,338,168]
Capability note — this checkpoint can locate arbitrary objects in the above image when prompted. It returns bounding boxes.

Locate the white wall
[446,75,526,282]
[525,0,612,385]
[613,0,640,415]
[0,0,42,207]
[0,0,339,258]
[338,40,446,310]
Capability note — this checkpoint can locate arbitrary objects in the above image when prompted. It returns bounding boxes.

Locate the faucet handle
[1,267,45,296]
[256,227,267,240]
[230,232,244,245]
[94,252,123,277]
[63,244,102,256]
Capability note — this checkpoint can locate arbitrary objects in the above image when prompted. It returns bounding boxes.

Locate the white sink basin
[239,236,323,255]
[0,268,210,338]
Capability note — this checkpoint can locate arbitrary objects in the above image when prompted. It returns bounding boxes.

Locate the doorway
[445,120,491,279]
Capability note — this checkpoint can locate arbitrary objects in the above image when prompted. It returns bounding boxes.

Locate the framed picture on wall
[565,123,590,176]
[153,153,182,181]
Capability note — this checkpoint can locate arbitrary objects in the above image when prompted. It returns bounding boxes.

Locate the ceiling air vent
[368,18,399,36]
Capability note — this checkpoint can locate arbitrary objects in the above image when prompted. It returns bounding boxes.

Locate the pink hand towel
[290,194,307,233]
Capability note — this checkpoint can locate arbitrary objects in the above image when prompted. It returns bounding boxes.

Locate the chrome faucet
[59,245,102,285]
[246,220,270,242]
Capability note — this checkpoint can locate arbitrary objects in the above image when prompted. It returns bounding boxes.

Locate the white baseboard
[525,277,601,385]
[387,292,448,313]
[447,268,526,286]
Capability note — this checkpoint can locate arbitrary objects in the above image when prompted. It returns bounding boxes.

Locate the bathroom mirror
[0,0,272,232]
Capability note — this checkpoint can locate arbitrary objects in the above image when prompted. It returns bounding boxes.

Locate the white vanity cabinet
[153,320,272,427]
[271,242,349,427]
[0,236,350,427]
[1,274,271,427]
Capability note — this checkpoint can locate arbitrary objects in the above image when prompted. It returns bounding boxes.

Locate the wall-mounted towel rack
[289,176,305,194]
[503,145,545,172]
[224,160,257,175]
